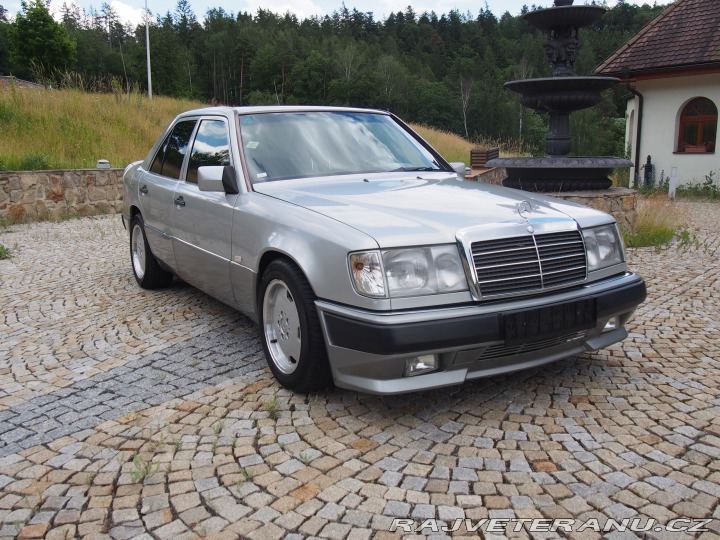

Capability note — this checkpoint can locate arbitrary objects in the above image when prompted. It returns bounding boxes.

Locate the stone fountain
[486,0,632,192]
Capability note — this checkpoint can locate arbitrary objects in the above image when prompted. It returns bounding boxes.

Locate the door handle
[139,185,149,195]
[174,196,186,207]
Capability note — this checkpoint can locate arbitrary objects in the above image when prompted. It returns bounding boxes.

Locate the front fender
[230,193,389,319]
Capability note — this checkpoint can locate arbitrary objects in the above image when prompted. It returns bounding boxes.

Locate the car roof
[177,105,390,117]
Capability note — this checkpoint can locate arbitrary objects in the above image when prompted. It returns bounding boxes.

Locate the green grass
[0,85,203,170]
[0,244,11,259]
[623,227,675,248]
[128,451,160,483]
[263,393,279,422]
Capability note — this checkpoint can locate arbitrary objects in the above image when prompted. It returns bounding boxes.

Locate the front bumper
[316,272,646,395]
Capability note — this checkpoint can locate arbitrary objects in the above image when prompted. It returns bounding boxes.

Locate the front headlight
[349,252,385,297]
[583,224,624,271]
[349,246,468,298]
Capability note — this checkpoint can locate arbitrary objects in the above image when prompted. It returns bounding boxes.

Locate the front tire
[259,259,332,393]
[130,214,173,289]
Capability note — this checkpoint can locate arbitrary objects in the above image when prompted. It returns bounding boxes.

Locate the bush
[676,170,719,200]
[18,153,52,170]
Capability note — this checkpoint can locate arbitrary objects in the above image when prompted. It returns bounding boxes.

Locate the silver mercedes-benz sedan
[122,106,646,395]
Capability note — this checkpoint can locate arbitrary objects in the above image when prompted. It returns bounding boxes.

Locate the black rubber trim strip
[596,278,647,318]
[324,312,501,355]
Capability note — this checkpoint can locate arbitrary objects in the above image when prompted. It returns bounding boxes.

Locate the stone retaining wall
[0,76,44,89]
[0,169,124,223]
[476,167,638,234]
[472,167,505,185]
[558,188,638,234]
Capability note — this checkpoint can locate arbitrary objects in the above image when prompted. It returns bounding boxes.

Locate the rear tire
[130,214,173,289]
[259,259,332,393]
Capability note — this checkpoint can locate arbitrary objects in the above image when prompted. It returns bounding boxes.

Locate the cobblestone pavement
[0,200,719,540]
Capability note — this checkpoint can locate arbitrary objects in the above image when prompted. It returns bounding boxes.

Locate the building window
[678,97,717,153]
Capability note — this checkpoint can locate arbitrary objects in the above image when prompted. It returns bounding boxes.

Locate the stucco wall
[625,72,720,188]
[0,169,124,223]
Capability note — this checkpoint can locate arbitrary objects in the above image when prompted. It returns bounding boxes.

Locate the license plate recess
[503,298,597,346]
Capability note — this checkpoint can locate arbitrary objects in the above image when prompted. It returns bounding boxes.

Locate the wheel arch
[130,205,141,219]
[255,250,313,311]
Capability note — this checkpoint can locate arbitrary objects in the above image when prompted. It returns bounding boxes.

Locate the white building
[596,0,719,190]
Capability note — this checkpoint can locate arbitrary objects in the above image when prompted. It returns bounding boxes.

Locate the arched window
[678,97,717,153]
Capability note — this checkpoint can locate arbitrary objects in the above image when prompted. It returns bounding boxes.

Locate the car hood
[254,173,613,247]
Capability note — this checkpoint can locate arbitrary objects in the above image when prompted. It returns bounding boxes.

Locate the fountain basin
[485,156,633,192]
[505,77,620,113]
[524,5,606,30]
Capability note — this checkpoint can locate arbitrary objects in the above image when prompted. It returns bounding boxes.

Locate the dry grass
[403,126,529,167]
[0,86,203,170]
[624,193,681,247]
[412,124,476,165]
[0,86,524,171]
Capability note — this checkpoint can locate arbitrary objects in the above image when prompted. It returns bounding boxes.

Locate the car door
[172,117,239,306]
[139,119,197,272]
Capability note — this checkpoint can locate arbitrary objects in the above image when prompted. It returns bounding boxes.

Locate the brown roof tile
[596,0,720,76]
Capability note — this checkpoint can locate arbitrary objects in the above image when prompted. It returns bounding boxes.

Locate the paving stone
[0,207,718,538]
[382,501,410,517]
[438,505,464,521]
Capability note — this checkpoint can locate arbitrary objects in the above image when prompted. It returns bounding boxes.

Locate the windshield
[239,111,444,183]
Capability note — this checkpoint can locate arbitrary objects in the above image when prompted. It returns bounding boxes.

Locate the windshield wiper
[390,166,438,172]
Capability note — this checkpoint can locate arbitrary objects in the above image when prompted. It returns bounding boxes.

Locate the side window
[186,119,231,184]
[149,133,169,175]
[160,120,197,179]
[677,97,717,153]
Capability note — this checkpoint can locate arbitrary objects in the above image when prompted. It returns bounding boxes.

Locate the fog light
[405,355,438,377]
[603,317,619,332]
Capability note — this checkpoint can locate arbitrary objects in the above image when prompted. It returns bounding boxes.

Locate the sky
[3,0,658,28]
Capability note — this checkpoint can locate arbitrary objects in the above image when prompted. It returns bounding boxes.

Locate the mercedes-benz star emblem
[517,200,532,221]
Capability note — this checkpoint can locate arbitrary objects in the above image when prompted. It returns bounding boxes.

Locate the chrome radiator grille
[471,231,586,297]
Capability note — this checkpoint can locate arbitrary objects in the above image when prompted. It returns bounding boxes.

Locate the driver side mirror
[198,165,239,194]
[449,162,468,180]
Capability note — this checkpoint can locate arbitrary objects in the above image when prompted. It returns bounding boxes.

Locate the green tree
[0,5,9,75]
[376,54,407,111]
[289,49,330,103]
[0,0,670,154]
[144,14,185,96]
[8,0,77,79]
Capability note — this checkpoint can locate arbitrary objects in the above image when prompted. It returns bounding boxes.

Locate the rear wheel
[259,259,332,393]
[130,214,173,289]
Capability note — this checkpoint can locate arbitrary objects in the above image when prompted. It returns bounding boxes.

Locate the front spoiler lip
[315,272,646,395]
[317,273,645,355]
[329,328,627,395]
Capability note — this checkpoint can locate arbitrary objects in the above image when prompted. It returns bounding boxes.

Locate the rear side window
[186,119,231,184]
[149,120,197,179]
